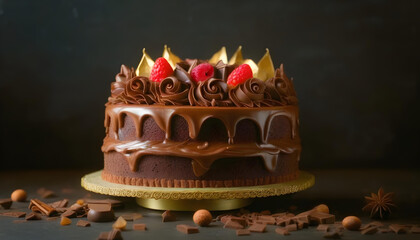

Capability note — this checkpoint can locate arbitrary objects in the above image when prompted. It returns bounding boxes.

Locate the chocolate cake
[101,46,301,188]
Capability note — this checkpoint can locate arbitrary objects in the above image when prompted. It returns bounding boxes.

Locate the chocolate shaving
[25,212,42,220]
[29,199,57,216]
[49,199,68,208]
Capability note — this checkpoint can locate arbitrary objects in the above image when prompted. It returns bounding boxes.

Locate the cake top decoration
[107,46,298,107]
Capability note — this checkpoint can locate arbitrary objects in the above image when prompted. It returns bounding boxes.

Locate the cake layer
[102,104,301,187]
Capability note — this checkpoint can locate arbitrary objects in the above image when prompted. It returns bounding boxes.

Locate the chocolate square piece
[97,229,122,240]
[236,229,250,236]
[76,220,91,227]
[224,219,245,229]
[309,212,335,224]
[61,209,77,218]
[162,210,176,222]
[285,223,298,232]
[176,224,199,234]
[317,224,330,232]
[248,223,266,233]
[133,223,147,231]
[0,199,13,209]
[0,212,26,218]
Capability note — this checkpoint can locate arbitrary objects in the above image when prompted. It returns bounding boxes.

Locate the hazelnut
[313,204,329,214]
[342,216,361,231]
[193,209,212,227]
[11,189,27,202]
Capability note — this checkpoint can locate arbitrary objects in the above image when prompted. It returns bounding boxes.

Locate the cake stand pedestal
[81,170,314,211]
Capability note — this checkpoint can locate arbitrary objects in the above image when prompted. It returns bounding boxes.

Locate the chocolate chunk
[133,223,147,231]
[162,210,176,222]
[49,199,69,208]
[236,229,250,236]
[275,227,290,235]
[0,199,13,209]
[285,223,298,232]
[87,203,115,222]
[25,212,42,220]
[76,220,91,227]
[361,226,378,235]
[61,209,77,218]
[309,212,335,224]
[224,219,245,229]
[0,211,26,218]
[411,226,420,233]
[176,224,199,234]
[275,217,289,226]
[97,229,123,240]
[389,224,407,234]
[225,216,247,227]
[317,224,330,232]
[297,220,308,229]
[257,215,276,225]
[248,223,267,233]
[323,230,341,239]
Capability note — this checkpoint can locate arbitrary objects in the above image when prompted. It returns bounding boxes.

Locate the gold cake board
[81,170,314,211]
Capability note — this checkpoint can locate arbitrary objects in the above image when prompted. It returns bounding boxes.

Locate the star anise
[362,187,396,219]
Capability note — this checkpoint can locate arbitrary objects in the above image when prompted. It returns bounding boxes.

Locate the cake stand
[81,170,314,211]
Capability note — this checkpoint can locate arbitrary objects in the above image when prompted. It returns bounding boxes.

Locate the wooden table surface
[0,169,419,239]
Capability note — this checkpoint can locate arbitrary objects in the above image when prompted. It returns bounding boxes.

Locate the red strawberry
[227,64,253,86]
[191,63,214,82]
[150,57,174,82]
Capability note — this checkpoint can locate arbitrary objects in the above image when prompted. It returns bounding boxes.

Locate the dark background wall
[0,0,418,170]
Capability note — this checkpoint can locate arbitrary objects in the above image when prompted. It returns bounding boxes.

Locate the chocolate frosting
[156,76,190,105]
[107,65,135,105]
[103,104,300,177]
[189,78,231,107]
[265,65,298,105]
[229,78,266,107]
[107,62,298,108]
[124,76,157,104]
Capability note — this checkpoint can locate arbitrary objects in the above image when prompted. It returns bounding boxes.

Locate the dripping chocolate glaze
[103,105,301,177]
